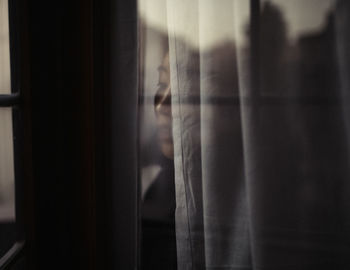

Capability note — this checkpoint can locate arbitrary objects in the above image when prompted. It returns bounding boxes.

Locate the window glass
[0,0,16,259]
[0,0,11,95]
[258,0,337,97]
[0,108,15,222]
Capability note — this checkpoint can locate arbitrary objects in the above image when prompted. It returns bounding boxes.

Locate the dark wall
[15,0,139,269]
[26,0,96,269]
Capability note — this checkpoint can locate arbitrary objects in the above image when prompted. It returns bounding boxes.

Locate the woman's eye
[154,86,171,107]
[154,93,162,107]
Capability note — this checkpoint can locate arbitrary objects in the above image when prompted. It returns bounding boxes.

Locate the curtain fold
[167,1,205,268]
[198,1,252,268]
[167,0,350,269]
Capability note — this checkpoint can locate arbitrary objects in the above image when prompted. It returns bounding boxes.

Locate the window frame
[0,0,26,268]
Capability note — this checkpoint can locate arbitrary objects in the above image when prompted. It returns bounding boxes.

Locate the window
[0,0,349,268]
[0,0,16,257]
[0,0,23,265]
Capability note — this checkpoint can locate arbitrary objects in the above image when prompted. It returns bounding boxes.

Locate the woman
[141,51,177,269]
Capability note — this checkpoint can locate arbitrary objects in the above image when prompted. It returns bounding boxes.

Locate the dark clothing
[141,157,177,269]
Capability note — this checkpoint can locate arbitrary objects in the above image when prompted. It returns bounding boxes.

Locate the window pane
[0,0,11,95]
[0,108,15,222]
[0,108,15,258]
[0,0,16,259]
[0,0,14,222]
[258,0,337,97]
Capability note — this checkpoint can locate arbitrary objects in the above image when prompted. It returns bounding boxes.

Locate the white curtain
[167,0,350,269]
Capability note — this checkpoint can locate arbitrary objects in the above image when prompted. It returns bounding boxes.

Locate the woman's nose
[155,86,171,115]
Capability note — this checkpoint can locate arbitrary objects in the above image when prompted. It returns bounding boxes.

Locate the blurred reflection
[256,0,338,97]
[262,0,335,42]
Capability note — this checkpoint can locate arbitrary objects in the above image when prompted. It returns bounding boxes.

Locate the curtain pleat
[167,1,205,268]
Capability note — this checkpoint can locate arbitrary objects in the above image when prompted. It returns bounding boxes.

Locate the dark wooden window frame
[0,0,26,268]
[3,0,139,269]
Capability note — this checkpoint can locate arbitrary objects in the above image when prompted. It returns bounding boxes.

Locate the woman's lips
[156,113,172,141]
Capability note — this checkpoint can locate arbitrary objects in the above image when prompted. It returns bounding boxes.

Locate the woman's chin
[160,142,174,159]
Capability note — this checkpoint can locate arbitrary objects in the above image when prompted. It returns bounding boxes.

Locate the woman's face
[154,53,173,159]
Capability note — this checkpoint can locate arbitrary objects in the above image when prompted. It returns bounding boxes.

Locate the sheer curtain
[167,0,350,269]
